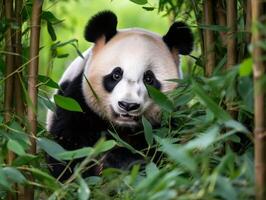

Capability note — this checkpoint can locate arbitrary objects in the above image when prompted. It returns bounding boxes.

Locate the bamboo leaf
[93,139,117,155]
[146,85,174,112]
[198,24,229,32]
[142,116,153,146]
[185,126,219,150]
[7,139,26,156]
[56,147,94,160]
[54,94,83,112]
[47,21,57,41]
[42,11,62,24]
[78,176,90,200]
[37,137,66,161]
[191,81,231,121]
[38,75,59,89]
[239,58,252,76]
[26,167,60,190]
[129,0,147,5]
[0,168,11,190]
[2,167,27,184]
[142,6,155,11]
[155,136,197,172]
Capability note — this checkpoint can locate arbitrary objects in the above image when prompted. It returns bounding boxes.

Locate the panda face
[82,11,193,127]
[83,31,179,126]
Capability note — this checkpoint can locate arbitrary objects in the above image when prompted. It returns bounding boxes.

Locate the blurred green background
[39,0,171,82]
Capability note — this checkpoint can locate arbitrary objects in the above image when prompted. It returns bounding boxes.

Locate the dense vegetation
[0,0,264,199]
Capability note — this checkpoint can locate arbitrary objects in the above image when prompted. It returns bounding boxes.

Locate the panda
[46,10,193,181]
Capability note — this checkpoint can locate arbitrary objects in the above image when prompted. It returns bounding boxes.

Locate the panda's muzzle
[118,101,140,112]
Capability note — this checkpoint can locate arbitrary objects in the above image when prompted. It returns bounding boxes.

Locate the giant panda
[46,10,193,181]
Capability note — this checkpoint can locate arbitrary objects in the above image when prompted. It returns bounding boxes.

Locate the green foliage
[0,0,256,199]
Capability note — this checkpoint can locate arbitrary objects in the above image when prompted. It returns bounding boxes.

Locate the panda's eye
[112,67,123,81]
[112,73,121,81]
[143,71,154,85]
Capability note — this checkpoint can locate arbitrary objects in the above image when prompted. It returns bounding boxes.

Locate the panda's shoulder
[59,48,91,85]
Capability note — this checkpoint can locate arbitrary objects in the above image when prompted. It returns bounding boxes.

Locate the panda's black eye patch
[103,67,123,92]
[143,70,161,90]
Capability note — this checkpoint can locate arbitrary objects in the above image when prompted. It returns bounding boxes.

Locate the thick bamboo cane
[14,0,24,118]
[3,0,15,164]
[226,0,237,69]
[252,1,266,200]
[216,0,227,46]
[4,1,16,199]
[25,0,43,199]
[203,0,215,76]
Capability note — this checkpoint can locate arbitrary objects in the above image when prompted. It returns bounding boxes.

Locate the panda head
[82,11,193,127]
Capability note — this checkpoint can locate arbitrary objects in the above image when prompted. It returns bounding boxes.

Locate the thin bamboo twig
[226,0,237,69]
[252,1,266,199]
[25,0,43,199]
[203,0,215,76]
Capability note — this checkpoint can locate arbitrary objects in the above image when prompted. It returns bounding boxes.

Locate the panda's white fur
[59,48,91,84]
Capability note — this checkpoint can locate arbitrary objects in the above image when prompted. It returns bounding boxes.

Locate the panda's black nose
[118,101,140,112]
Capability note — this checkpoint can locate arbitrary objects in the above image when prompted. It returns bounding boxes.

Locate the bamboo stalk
[25,0,43,199]
[245,0,252,50]
[216,0,227,46]
[14,0,24,118]
[15,1,25,199]
[4,0,15,168]
[226,0,237,69]
[4,1,16,200]
[252,1,266,199]
[203,0,215,76]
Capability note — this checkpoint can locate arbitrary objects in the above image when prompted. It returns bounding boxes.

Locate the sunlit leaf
[54,94,83,112]
[239,58,252,76]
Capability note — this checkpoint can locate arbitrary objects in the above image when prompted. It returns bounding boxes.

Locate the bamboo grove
[0,0,265,199]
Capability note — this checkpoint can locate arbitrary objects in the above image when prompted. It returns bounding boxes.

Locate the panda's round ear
[163,22,193,55]
[84,11,117,43]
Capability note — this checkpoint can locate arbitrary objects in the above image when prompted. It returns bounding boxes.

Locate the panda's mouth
[111,107,140,123]
[119,113,139,121]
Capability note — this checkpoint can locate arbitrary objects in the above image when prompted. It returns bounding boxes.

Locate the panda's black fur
[46,11,193,181]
